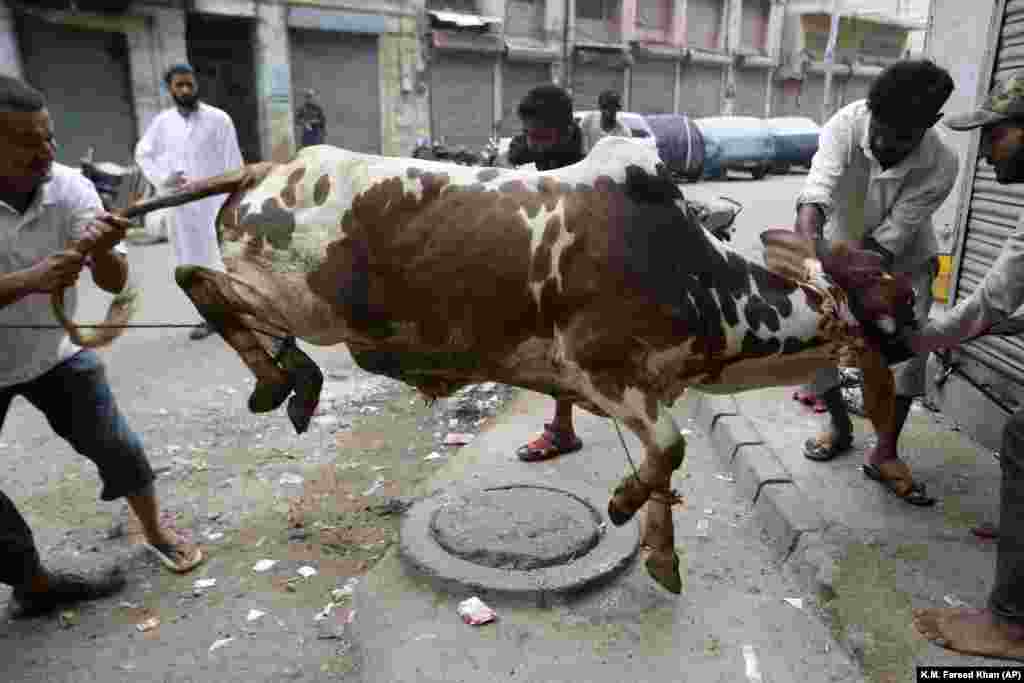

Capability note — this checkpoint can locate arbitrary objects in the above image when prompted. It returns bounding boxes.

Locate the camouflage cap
[945,72,1024,130]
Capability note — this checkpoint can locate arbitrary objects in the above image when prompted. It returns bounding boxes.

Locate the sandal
[145,537,205,574]
[972,522,999,539]
[803,433,853,461]
[793,390,827,413]
[862,462,936,507]
[516,423,583,462]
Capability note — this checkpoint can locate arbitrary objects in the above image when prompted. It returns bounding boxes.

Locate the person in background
[296,89,326,148]
[135,63,244,341]
[505,84,587,461]
[579,90,632,155]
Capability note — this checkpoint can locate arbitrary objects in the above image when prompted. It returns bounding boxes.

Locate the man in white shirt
[0,76,203,617]
[907,71,1024,662]
[579,90,632,155]
[135,64,244,340]
[795,60,959,507]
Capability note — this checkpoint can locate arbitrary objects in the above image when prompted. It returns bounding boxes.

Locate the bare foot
[913,607,1024,660]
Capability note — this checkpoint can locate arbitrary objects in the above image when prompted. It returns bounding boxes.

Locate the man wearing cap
[296,89,326,148]
[579,90,632,155]
[793,60,960,508]
[909,72,1024,661]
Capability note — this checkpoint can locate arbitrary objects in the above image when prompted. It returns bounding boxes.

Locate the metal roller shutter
[630,57,675,114]
[572,62,625,111]
[17,14,136,167]
[289,29,381,154]
[798,73,826,122]
[499,60,551,137]
[949,0,1024,415]
[678,63,723,118]
[734,67,766,116]
[431,53,495,150]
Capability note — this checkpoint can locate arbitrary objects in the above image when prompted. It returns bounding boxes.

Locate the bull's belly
[694,345,837,395]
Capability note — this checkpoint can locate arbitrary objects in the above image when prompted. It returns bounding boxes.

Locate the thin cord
[0,322,290,340]
[611,418,641,481]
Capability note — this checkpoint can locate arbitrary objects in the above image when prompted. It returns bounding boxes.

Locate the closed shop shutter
[573,61,625,111]
[289,29,381,154]
[431,52,495,149]
[678,63,723,118]
[734,67,766,116]
[17,14,136,167]
[839,74,872,108]
[797,73,826,122]
[499,60,551,137]
[772,79,803,117]
[630,57,675,114]
[948,0,1024,415]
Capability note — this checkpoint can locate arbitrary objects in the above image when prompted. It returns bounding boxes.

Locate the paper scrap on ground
[944,594,969,608]
[253,559,277,573]
[208,637,234,653]
[696,519,710,537]
[246,609,265,622]
[457,596,497,625]
[194,578,217,589]
[298,566,318,578]
[424,452,444,461]
[279,473,304,486]
[714,473,735,483]
[204,531,224,541]
[784,598,803,609]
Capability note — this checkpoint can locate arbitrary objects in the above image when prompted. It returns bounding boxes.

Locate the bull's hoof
[645,548,682,594]
[607,500,633,526]
[248,380,294,413]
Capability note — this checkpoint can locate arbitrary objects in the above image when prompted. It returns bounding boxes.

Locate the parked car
[573,110,661,156]
[764,116,820,174]
[643,113,706,182]
[694,116,776,180]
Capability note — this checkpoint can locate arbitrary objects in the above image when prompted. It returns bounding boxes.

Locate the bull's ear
[760,229,817,282]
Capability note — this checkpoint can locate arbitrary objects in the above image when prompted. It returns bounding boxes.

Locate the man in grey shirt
[909,72,1024,660]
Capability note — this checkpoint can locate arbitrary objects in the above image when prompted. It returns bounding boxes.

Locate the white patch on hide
[523,199,572,306]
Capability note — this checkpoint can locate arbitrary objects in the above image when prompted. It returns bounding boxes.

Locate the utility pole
[821,0,841,123]
[562,0,572,93]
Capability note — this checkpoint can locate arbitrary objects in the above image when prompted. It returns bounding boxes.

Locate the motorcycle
[689,195,742,243]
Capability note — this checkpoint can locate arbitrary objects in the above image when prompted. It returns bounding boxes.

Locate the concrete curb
[690,392,825,559]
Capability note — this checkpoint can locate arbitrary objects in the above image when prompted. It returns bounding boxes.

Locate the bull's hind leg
[603,396,687,594]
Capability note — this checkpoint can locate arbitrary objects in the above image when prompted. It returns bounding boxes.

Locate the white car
[494,111,659,168]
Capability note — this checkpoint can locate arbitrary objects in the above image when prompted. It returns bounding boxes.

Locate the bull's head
[760,229,918,363]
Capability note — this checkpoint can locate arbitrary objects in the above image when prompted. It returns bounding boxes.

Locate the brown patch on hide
[280,166,306,208]
[306,170,546,349]
[313,174,331,205]
[645,393,659,423]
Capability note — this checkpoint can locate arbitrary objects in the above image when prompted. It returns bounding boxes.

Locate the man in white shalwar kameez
[135,63,243,339]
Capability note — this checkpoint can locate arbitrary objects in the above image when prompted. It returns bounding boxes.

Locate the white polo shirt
[0,163,125,387]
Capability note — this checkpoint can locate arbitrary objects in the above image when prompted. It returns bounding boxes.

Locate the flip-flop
[145,539,205,574]
[803,433,853,461]
[516,423,583,462]
[862,462,936,507]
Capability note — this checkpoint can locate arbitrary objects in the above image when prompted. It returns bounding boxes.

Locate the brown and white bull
[128,137,913,594]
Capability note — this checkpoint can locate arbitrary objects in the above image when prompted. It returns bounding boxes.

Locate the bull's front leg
[606,402,687,594]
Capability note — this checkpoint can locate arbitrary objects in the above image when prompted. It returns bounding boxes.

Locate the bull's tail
[51,162,277,349]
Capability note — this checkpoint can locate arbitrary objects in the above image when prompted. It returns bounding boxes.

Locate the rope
[0,322,291,340]
[610,418,640,481]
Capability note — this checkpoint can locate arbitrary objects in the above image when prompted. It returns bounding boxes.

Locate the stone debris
[253,559,277,573]
[208,637,234,654]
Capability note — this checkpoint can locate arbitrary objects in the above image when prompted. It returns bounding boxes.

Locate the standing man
[910,73,1024,661]
[579,90,632,155]
[505,85,588,461]
[0,76,204,616]
[135,63,243,341]
[794,60,959,507]
[296,89,326,148]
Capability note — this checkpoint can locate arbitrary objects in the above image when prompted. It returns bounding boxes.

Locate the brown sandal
[862,461,936,507]
[516,423,583,462]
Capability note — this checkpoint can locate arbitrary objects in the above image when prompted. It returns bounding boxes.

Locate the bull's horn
[50,163,271,349]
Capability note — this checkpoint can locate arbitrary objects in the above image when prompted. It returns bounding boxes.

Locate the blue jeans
[0,350,154,586]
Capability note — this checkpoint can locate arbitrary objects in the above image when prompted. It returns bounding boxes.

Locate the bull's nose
[174,265,204,291]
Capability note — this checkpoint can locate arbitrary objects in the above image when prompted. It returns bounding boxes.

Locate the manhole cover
[431,485,602,570]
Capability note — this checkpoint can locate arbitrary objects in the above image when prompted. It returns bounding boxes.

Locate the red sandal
[516,423,583,462]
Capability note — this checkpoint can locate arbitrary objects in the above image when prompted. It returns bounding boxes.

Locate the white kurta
[135,103,244,272]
